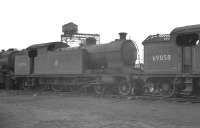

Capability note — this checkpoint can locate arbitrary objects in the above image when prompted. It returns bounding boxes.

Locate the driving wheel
[94,84,105,95]
[118,80,131,96]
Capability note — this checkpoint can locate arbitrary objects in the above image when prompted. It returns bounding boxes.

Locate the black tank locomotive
[13,31,139,95]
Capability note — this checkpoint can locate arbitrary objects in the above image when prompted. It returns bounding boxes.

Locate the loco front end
[85,33,140,95]
[86,32,138,72]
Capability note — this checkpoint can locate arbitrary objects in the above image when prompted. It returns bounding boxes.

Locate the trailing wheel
[159,81,175,97]
[51,84,64,92]
[144,80,156,94]
[35,84,48,91]
[118,80,131,96]
[131,79,144,96]
[93,84,105,95]
[21,80,32,90]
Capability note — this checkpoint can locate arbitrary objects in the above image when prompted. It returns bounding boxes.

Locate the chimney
[119,32,127,40]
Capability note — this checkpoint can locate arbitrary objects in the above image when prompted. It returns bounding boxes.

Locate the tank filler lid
[170,24,200,35]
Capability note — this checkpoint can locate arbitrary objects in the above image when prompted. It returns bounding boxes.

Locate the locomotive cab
[169,25,200,95]
[176,33,199,73]
[171,25,200,74]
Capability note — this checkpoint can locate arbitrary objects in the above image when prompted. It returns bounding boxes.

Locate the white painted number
[152,54,171,62]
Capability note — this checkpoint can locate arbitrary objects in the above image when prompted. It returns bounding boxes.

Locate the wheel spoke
[145,81,156,94]
[94,84,105,95]
[159,81,175,97]
[35,84,48,91]
[51,84,64,92]
[118,81,131,96]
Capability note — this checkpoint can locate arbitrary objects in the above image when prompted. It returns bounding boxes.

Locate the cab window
[176,33,199,46]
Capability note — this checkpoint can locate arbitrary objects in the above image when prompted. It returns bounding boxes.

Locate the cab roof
[170,24,200,35]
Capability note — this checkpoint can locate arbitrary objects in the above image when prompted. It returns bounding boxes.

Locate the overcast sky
[0,0,200,58]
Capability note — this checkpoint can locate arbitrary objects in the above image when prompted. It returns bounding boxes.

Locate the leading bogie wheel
[144,80,155,94]
[21,80,32,90]
[131,79,144,96]
[35,84,48,91]
[118,80,131,96]
[94,84,105,95]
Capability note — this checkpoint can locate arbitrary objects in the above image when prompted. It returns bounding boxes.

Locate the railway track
[1,89,200,103]
[127,94,200,103]
[164,96,200,103]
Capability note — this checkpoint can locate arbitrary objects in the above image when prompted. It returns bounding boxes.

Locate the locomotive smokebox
[119,32,127,40]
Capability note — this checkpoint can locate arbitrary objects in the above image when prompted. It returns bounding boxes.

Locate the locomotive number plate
[152,54,171,62]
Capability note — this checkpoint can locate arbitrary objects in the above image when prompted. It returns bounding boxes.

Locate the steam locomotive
[143,25,200,97]
[1,23,200,97]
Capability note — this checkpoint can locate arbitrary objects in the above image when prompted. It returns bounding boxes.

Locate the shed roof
[170,24,200,35]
